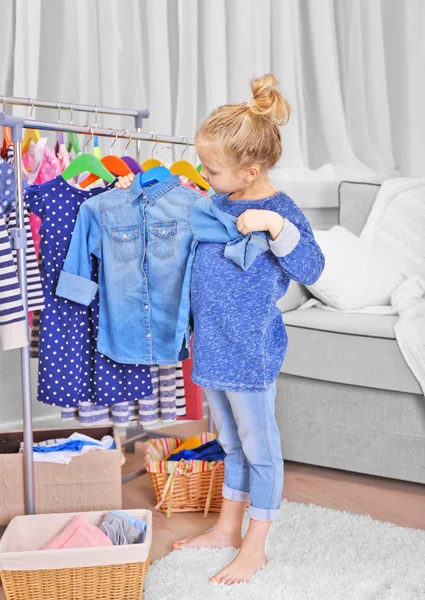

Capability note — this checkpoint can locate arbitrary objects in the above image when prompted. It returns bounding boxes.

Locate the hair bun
[249,74,291,126]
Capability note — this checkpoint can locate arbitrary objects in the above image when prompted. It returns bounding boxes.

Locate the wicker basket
[0,510,152,600]
[145,433,224,517]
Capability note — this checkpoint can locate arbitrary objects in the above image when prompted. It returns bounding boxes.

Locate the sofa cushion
[276,281,311,313]
[281,308,421,394]
[306,226,403,310]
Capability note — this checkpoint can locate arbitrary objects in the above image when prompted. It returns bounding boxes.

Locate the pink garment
[56,142,71,173]
[42,515,113,550]
[23,139,62,185]
[180,177,209,197]
[23,139,62,258]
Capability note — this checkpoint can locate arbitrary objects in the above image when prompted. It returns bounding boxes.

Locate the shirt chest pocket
[152,221,177,260]
[110,226,140,262]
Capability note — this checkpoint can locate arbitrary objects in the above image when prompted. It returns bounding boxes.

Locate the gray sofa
[274,181,425,484]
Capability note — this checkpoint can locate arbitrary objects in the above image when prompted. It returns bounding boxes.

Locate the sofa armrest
[277,280,311,313]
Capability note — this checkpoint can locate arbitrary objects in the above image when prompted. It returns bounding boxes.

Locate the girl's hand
[115,173,135,189]
[237,209,285,240]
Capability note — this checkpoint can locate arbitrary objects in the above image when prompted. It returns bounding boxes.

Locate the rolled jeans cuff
[248,505,281,522]
[222,484,250,503]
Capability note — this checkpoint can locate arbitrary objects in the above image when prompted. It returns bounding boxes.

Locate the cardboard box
[0,427,122,526]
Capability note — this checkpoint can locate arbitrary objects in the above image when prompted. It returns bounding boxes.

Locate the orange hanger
[2,126,12,149]
[1,97,12,157]
[79,155,132,188]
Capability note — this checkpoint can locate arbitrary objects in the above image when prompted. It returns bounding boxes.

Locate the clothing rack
[0,102,210,514]
[1,96,149,162]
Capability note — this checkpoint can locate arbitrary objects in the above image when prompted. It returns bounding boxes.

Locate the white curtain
[0,0,424,177]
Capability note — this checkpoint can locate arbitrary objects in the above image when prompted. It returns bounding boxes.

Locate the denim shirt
[56,174,269,364]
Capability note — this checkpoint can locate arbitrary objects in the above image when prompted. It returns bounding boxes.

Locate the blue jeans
[204,381,283,521]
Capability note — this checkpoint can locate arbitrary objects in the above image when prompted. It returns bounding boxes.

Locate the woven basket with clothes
[145,433,224,518]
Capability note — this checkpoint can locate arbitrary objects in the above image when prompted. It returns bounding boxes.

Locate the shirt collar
[129,173,180,205]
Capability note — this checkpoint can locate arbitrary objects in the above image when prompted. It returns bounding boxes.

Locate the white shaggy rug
[144,500,425,600]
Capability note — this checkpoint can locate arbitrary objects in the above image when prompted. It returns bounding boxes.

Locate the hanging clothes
[24,175,152,408]
[55,174,270,365]
[61,362,187,427]
[0,158,44,315]
[141,364,186,422]
[6,144,42,337]
[56,142,72,174]
[17,140,71,357]
[180,177,209,197]
[0,204,27,351]
[180,336,204,420]
[23,138,61,257]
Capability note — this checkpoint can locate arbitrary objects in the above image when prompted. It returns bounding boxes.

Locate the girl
[116,74,324,586]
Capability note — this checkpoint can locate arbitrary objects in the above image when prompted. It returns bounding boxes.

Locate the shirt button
[162,230,166,234]
[144,305,149,310]
[147,333,151,338]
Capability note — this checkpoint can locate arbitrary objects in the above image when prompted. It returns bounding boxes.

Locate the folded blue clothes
[111,510,147,543]
[30,433,115,454]
[168,439,225,462]
[32,440,100,453]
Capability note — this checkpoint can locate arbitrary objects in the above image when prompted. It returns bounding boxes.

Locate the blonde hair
[196,74,291,170]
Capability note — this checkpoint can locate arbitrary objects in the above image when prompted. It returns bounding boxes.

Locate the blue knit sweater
[190,191,325,392]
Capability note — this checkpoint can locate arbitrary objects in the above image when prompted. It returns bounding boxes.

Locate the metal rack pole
[1,96,149,159]
[17,118,195,146]
[1,95,149,122]
[0,113,35,514]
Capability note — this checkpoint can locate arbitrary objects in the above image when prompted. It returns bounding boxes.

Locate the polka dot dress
[24,175,152,407]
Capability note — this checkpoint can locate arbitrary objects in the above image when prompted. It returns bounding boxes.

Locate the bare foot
[171,527,242,550]
[209,549,268,585]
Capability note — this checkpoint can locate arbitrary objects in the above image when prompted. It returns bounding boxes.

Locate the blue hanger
[139,145,172,187]
[140,166,171,187]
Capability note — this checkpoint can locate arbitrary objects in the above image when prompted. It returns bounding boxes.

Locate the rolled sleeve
[56,271,99,306]
[269,219,301,257]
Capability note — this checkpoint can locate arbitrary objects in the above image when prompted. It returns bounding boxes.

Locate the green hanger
[66,105,81,155]
[67,132,81,156]
[62,128,115,183]
[62,152,115,183]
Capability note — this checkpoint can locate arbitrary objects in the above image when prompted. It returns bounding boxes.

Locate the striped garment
[61,363,187,427]
[0,205,27,351]
[4,208,45,312]
[138,364,187,422]
[0,157,44,314]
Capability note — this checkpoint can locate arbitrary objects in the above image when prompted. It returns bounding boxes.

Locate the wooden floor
[122,419,425,563]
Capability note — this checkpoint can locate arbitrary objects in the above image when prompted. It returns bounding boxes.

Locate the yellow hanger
[141,157,162,171]
[170,138,210,191]
[140,134,160,171]
[22,99,41,153]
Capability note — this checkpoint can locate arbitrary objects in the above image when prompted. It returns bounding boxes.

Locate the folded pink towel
[42,515,113,550]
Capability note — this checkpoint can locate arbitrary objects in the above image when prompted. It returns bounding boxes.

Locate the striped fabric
[145,432,219,474]
[61,401,147,428]
[61,363,188,427]
[0,206,27,351]
[0,157,44,314]
[4,208,45,312]
[135,364,187,423]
